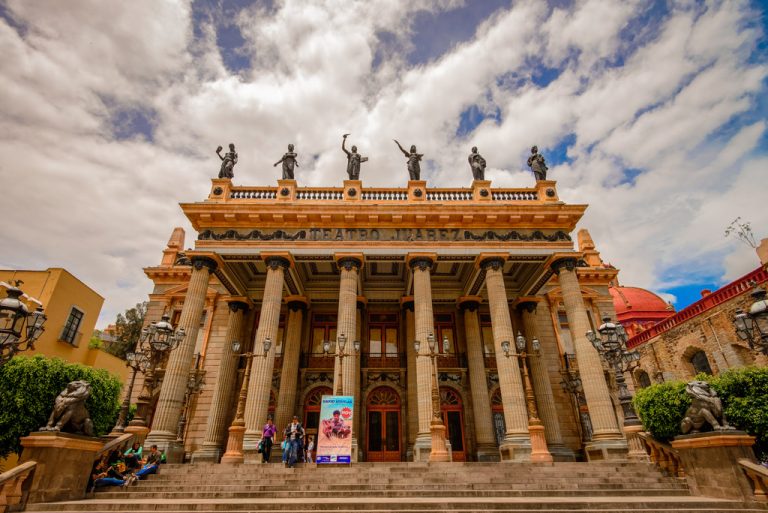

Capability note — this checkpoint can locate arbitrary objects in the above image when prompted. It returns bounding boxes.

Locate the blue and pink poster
[315,395,353,464]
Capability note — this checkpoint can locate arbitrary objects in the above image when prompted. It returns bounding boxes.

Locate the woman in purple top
[261,416,277,463]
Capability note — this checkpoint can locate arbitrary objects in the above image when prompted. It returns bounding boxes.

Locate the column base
[164,441,186,464]
[412,433,432,462]
[429,423,450,462]
[143,429,177,453]
[584,437,629,462]
[529,424,553,463]
[499,434,532,462]
[548,444,577,462]
[352,438,360,463]
[191,444,223,463]
[220,425,245,465]
[624,423,649,461]
[124,425,149,446]
[475,443,501,462]
[242,430,262,464]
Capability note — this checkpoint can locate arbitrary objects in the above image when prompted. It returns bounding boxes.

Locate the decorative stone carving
[680,381,734,434]
[305,372,333,386]
[228,301,248,314]
[438,372,462,384]
[40,381,94,436]
[409,257,433,272]
[265,256,291,271]
[216,143,237,179]
[465,230,571,242]
[367,372,401,386]
[337,257,362,272]
[199,229,306,241]
[481,257,505,272]
[517,301,537,314]
[191,256,218,273]
[550,257,578,275]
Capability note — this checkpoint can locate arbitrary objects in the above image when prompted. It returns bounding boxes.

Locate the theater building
[136,176,639,464]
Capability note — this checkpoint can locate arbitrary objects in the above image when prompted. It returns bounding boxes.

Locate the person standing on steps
[284,415,305,468]
[261,416,277,463]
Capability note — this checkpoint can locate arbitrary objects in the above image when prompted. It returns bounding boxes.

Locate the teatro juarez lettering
[198,228,572,242]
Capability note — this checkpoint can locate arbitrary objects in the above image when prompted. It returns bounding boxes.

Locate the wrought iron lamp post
[176,353,206,443]
[110,348,150,434]
[586,317,646,459]
[221,337,271,464]
[500,332,553,462]
[323,334,360,396]
[560,353,593,443]
[126,313,186,435]
[733,284,768,355]
[0,281,47,365]
[414,333,450,462]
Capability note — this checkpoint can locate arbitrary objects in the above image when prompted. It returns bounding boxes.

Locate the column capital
[457,295,483,312]
[262,252,293,271]
[191,256,218,273]
[285,295,309,311]
[400,296,414,312]
[407,253,437,271]
[515,297,541,314]
[479,257,506,272]
[550,257,579,275]
[335,254,364,271]
[227,300,250,314]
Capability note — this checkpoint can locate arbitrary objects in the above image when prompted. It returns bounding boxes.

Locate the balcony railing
[296,189,344,201]
[361,189,408,201]
[362,352,405,368]
[300,352,334,369]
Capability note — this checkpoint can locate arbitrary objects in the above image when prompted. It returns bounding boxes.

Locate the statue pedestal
[407,180,426,201]
[19,432,103,504]
[671,431,756,500]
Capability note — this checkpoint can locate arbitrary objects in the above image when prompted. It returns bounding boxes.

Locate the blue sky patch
[661,281,720,311]
[456,103,501,137]
[108,104,157,142]
[545,134,576,166]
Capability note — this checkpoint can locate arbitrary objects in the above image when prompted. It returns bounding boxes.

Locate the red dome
[610,286,671,316]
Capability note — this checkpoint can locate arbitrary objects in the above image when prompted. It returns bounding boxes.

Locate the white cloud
[0,0,765,325]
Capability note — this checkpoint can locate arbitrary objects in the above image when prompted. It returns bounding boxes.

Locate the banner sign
[315,395,353,464]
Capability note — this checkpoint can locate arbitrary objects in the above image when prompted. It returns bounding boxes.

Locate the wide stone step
[27,496,766,512]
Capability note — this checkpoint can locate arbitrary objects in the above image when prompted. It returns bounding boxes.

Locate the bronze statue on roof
[274,144,299,180]
[342,134,368,180]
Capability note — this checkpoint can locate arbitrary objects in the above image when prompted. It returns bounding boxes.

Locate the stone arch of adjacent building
[633,368,652,389]
[681,345,713,377]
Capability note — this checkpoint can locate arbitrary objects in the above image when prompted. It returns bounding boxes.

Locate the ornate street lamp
[587,317,646,459]
[176,353,206,443]
[221,337,272,464]
[323,334,360,396]
[733,284,768,355]
[127,313,186,432]
[414,333,450,462]
[501,332,552,462]
[0,281,47,365]
[559,353,593,443]
[110,348,150,434]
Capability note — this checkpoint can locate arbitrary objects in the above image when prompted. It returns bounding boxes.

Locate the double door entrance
[366,387,401,461]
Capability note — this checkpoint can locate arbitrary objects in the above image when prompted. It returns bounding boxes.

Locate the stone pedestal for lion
[19,431,102,503]
[671,431,757,501]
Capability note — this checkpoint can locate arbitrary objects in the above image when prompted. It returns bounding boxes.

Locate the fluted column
[552,258,627,460]
[483,257,531,461]
[355,297,365,461]
[402,297,418,459]
[458,297,498,461]
[518,300,573,460]
[409,256,437,461]
[192,299,248,462]
[145,256,216,451]
[242,256,289,462]
[274,296,307,435]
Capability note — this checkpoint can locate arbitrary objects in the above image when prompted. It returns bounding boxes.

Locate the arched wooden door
[303,386,333,439]
[366,386,401,461]
[440,387,466,461]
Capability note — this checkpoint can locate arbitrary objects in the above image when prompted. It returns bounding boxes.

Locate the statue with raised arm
[274,143,299,180]
[216,143,238,179]
[342,134,368,180]
[468,146,486,181]
[393,139,424,180]
[527,145,547,181]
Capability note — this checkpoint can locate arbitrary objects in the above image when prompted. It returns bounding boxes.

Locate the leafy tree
[104,302,147,360]
[0,355,122,458]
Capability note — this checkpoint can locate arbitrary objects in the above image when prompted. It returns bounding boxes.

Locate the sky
[0,0,766,328]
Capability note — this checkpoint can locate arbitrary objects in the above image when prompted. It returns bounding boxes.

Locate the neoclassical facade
[132,177,637,463]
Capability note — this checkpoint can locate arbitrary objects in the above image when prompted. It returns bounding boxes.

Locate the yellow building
[0,268,127,380]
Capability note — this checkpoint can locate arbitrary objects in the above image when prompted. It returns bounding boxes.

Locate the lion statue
[40,380,94,436]
[680,380,733,434]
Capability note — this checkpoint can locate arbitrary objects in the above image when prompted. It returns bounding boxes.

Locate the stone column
[402,297,418,459]
[409,255,438,461]
[242,255,289,462]
[458,296,498,461]
[355,296,365,461]
[192,299,248,462]
[483,257,531,461]
[145,256,216,451]
[333,255,362,459]
[274,296,308,435]
[552,258,627,460]
[518,300,571,460]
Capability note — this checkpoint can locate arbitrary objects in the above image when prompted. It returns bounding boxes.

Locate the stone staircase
[28,461,767,512]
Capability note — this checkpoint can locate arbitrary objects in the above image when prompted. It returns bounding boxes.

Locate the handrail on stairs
[738,458,768,502]
[638,432,686,477]
[0,461,36,513]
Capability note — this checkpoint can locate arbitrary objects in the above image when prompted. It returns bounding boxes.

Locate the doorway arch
[440,387,466,461]
[366,386,401,461]
[303,386,333,437]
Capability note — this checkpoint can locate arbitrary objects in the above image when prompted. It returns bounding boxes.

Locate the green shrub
[633,366,768,459]
[0,355,122,458]
[633,380,690,442]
